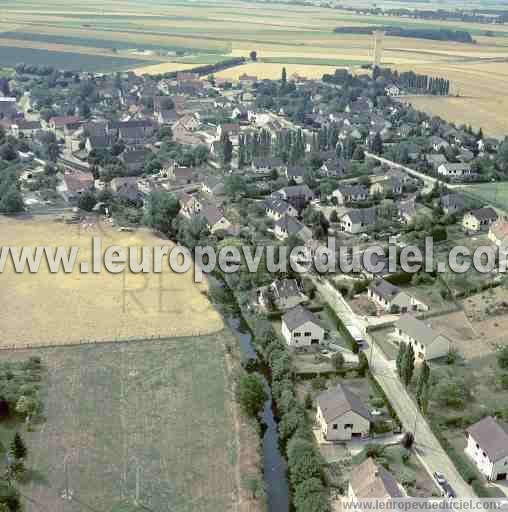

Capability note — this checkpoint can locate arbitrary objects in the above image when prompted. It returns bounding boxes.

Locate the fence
[0,328,224,352]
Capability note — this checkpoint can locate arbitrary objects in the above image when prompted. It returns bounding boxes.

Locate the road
[312,276,476,498]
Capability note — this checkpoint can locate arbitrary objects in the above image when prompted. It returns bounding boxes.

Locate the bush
[498,347,508,370]
[237,374,267,418]
[287,436,323,486]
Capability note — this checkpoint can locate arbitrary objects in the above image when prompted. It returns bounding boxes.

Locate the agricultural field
[0,216,223,348]
[0,332,240,512]
[459,182,508,213]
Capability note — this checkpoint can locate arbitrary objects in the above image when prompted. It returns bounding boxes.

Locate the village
[1,61,508,510]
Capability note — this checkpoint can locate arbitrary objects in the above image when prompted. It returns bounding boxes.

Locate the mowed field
[0,332,239,512]
[0,216,223,347]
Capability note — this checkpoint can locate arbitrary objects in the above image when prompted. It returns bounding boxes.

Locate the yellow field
[0,216,223,347]
[215,62,342,80]
[132,62,197,75]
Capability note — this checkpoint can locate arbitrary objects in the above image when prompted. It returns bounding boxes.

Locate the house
[369,177,402,197]
[251,157,285,175]
[348,458,405,504]
[465,416,508,481]
[273,184,314,211]
[257,279,308,310]
[85,134,113,153]
[201,175,224,196]
[340,208,377,234]
[488,220,508,247]
[438,193,466,215]
[11,120,41,138]
[156,109,177,125]
[462,208,498,232]
[286,165,305,184]
[274,215,312,242]
[281,305,325,347]
[49,115,81,135]
[59,169,94,201]
[110,177,141,201]
[199,202,231,233]
[119,148,151,174]
[437,163,473,181]
[332,184,369,206]
[238,73,257,86]
[398,197,417,224]
[216,123,240,145]
[385,84,400,97]
[368,279,428,313]
[458,148,475,162]
[425,153,448,170]
[320,158,348,177]
[264,197,298,221]
[429,136,449,152]
[394,315,450,361]
[169,166,193,185]
[178,113,200,132]
[178,192,202,218]
[108,119,154,144]
[316,384,372,441]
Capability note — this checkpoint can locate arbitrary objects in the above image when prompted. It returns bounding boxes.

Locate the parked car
[433,472,456,498]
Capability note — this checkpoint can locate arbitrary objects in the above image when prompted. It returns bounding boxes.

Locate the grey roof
[395,314,446,347]
[350,458,404,499]
[121,149,150,165]
[468,207,498,221]
[316,383,372,423]
[264,197,294,215]
[282,305,321,331]
[276,184,314,199]
[466,416,508,462]
[369,278,400,301]
[253,156,283,168]
[271,279,302,300]
[440,193,465,210]
[343,207,377,225]
[109,119,152,130]
[287,165,306,178]
[337,184,368,197]
[425,153,448,166]
[200,202,225,226]
[274,215,310,239]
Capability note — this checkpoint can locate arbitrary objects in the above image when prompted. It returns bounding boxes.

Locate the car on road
[433,472,456,498]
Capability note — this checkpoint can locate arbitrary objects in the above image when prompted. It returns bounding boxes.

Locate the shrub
[237,374,267,418]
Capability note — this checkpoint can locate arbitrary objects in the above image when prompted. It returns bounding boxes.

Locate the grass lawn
[0,333,238,512]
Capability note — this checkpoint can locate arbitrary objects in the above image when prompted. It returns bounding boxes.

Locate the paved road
[313,276,476,498]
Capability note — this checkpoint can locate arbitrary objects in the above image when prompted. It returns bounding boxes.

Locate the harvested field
[0,331,242,512]
[214,62,341,80]
[132,61,198,75]
[0,216,223,347]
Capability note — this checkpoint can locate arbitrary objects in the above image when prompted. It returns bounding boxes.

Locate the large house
[257,279,308,311]
[49,115,81,135]
[368,279,428,313]
[274,215,312,242]
[273,184,314,211]
[199,203,231,233]
[369,177,402,197]
[332,184,369,206]
[348,458,405,505]
[394,315,450,361]
[463,208,498,232]
[281,306,325,347]
[316,384,372,441]
[252,157,285,175]
[58,169,94,201]
[437,162,473,181]
[465,416,508,481]
[264,197,298,221]
[340,208,377,234]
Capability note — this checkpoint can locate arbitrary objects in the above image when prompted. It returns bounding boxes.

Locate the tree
[401,343,415,386]
[331,351,344,370]
[329,210,339,224]
[357,352,368,377]
[287,436,322,486]
[237,374,267,418]
[396,342,406,378]
[0,144,17,161]
[10,433,27,461]
[15,396,37,421]
[250,50,257,61]
[370,132,383,155]
[78,191,97,212]
[498,347,508,370]
[401,431,414,449]
[416,361,430,406]
[222,133,233,166]
[294,477,329,512]
[282,67,287,84]
[144,191,180,236]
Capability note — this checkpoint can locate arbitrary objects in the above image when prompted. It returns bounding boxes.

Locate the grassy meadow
[3,0,508,133]
[0,332,239,512]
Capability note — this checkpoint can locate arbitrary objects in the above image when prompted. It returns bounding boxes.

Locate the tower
[372,30,385,67]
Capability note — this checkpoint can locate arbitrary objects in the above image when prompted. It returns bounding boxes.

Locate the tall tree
[416,361,430,406]
[281,67,287,84]
[396,342,406,379]
[402,344,415,386]
[370,132,383,155]
[10,433,27,461]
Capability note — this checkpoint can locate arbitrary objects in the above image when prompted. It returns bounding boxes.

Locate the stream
[225,315,290,512]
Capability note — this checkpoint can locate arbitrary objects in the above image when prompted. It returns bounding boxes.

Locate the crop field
[458,182,508,213]
[0,216,223,348]
[0,332,239,512]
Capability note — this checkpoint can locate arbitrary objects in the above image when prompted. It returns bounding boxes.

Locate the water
[225,315,290,512]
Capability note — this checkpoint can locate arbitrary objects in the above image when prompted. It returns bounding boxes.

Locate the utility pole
[61,454,73,501]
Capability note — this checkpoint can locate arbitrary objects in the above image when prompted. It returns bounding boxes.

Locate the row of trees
[398,72,451,96]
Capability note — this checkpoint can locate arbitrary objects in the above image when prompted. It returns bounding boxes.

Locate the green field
[0,46,155,71]
[0,333,238,512]
[459,183,508,212]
